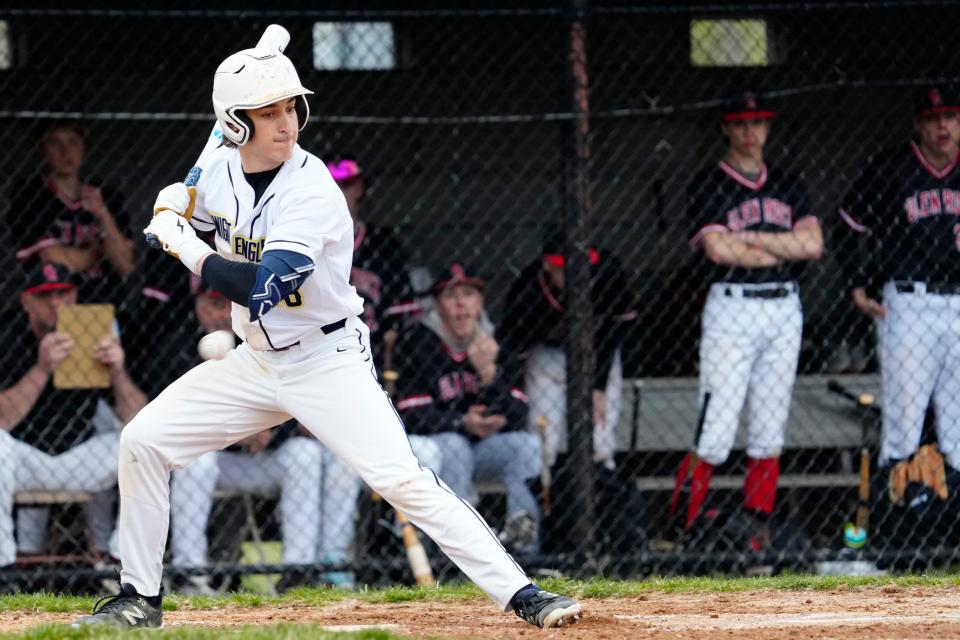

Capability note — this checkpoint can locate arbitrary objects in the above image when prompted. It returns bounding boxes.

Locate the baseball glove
[888,444,949,505]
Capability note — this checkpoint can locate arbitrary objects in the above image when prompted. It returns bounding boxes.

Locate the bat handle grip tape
[145,233,161,249]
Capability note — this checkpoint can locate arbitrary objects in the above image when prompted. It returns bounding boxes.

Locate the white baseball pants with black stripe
[697,283,802,464]
[116,316,530,609]
[878,281,960,468]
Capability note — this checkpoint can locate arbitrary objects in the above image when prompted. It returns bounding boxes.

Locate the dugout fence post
[562,0,596,552]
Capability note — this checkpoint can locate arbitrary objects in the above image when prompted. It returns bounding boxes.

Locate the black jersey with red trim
[393,323,528,440]
[351,222,416,337]
[838,142,960,288]
[687,161,813,284]
[8,177,129,303]
[498,255,636,391]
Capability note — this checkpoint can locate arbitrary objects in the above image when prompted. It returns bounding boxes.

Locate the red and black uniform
[837,119,960,473]
[838,142,960,289]
[8,177,128,304]
[681,159,815,531]
[688,161,814,281]
[393,324,528,438]
[351,222,417,337]
[498,253,635,392]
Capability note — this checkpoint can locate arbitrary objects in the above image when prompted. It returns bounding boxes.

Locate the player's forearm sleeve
[200,255,259,305]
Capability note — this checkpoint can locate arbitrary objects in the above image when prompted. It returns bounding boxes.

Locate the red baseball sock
[685,459,714,530]
[744,456,780,514]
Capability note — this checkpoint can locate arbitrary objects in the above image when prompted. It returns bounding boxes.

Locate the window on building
[313,22,396,71]
[0,22,11,71]
[690,19,773,67]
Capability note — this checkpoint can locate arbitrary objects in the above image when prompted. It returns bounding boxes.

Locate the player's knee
[408,436,442,474]
[119,419,161,461]
[697,447,730,466]
[746,445,782,460]
[502,433,542,479]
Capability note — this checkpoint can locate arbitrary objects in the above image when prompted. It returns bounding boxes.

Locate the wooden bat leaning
[379,329,435,586]
[146,24,291,249]
[827,379,876,546]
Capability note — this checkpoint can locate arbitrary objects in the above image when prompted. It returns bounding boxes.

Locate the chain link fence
[0,1,959,593]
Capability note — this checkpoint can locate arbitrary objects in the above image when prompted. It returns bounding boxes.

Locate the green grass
[2,574,960,639]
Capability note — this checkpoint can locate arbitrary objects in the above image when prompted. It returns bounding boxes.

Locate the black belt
[723,285,796,299]
[269,318,347,352]
[894,281,960,295]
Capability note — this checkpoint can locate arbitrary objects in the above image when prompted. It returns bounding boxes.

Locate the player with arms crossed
[71,45,580,629]
[682,91,822,541]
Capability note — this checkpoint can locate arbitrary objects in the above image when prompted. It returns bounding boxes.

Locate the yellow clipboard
[53,304,115,389]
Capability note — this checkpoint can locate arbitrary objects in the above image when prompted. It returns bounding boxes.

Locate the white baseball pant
[697,283,802,464]
[171,436,324,568]
[878,281,960,468]
[117,316,530,610]
[524,345,622,468]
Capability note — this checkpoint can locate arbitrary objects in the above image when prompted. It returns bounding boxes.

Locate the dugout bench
[613,373,881,542]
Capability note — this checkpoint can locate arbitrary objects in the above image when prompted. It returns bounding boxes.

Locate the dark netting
[0,2,958,594]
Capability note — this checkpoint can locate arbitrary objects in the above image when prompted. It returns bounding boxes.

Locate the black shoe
[70,583,163,629]
[512,588,582,628]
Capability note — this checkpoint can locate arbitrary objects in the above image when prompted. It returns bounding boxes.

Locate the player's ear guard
[153,183,197,221]
[248,250,315,321]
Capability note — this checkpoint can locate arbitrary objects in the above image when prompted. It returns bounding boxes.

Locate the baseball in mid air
[198,330,235,361]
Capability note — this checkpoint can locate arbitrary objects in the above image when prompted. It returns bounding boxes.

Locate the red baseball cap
[23,262,76,296]
[721,89,776,122]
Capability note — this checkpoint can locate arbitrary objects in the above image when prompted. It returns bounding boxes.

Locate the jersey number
[283,291,304,308]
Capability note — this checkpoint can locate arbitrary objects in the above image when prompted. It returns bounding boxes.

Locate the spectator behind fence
[326,154,418,367]
[499,231,636,471]
[837,85,960,545]
[393,263,541,554]
[681,90,822,546]
[8,121,135,306]
[0,262,146,575]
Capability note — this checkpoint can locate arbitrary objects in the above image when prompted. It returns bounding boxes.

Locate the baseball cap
[542,230,601,267]
[22,262,76,296]
[430,262,485,295]
[721,89,776,122]
[914,85,960,118]
[325,153,364,184]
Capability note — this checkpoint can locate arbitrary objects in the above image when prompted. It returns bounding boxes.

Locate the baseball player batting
[70,36,580,630]
[838,85,960,471]
[681,90,822,538]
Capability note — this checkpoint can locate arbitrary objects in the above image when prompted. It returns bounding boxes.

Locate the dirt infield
[4,585,960,638]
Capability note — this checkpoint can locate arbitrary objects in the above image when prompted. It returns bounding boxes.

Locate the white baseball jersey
[117,142,532,609]
[189,144,364,348]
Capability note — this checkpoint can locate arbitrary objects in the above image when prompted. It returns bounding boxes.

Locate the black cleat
[512,588,582,628]
[70,583,163,629]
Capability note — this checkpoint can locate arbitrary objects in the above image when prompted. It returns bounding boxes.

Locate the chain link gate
[0,2,958,593]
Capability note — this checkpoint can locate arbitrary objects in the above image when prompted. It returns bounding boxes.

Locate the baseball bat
[535,415,552,516]
[376,329,435,586]
[827,379,877,411]
[828,379,876,546]
[146,24,291,249]
[668,391,710,523]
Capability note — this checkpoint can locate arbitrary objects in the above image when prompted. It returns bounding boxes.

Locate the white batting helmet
[212,48,313,146]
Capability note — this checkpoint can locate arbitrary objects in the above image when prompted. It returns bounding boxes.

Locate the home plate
[321,624,400,632]
[615,611,960,631]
